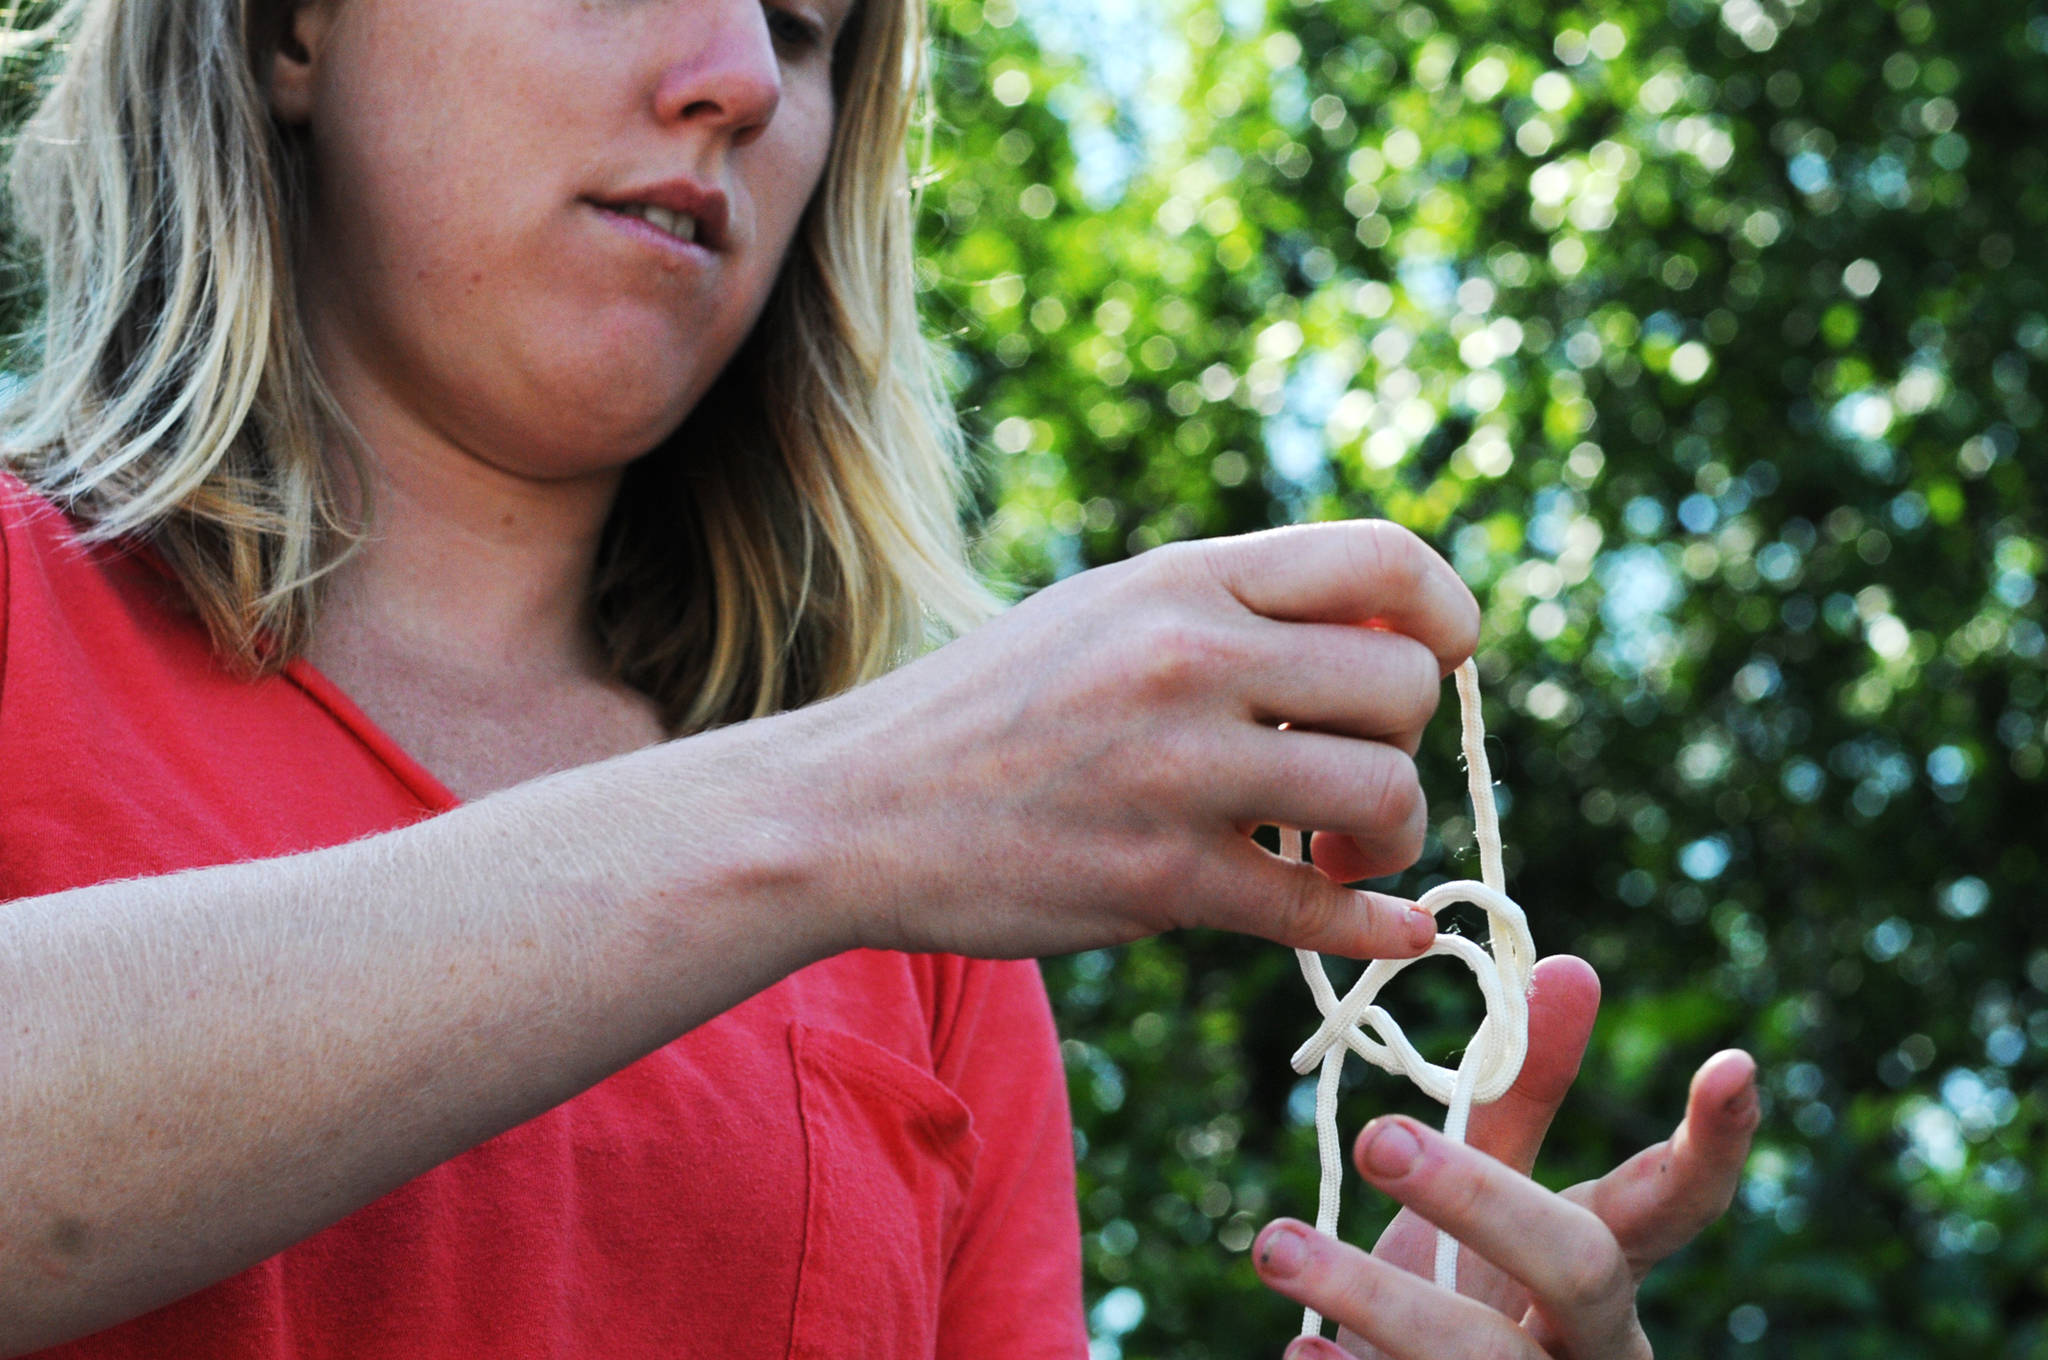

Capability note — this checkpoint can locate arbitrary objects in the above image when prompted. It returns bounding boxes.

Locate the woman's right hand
[0,513,1466,1349]
[786,519,1481,962]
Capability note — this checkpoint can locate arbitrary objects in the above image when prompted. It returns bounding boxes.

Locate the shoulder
[0,470,213,809]
[0,467,160,608]
[1,467,92,551]
[0,467,194,676]
[0,470,70,706]
[0,468,79,585]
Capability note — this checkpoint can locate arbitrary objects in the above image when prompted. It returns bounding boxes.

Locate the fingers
[1280,1339,1356,1360]
[1572,1049,1759,1271]
[1237,620,1442,750]
[1223,729,1428,879]
[1202,838,1437,958]
[1303,830,1398,887]
[1123,529,1466,896]
[1348,1117,1650,1360]
[1229,619,1439,887]
[1463,956,1601,1175]
[1253,1220,1546,1360]
[1196,522,1480,674]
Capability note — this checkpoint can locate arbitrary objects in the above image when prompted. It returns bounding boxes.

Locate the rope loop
[1287,658,1536,1337]
[1290,877,1534,1103]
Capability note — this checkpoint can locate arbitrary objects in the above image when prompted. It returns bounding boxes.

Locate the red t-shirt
[0,472,1085,1358]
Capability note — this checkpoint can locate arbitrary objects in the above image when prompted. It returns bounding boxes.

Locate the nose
[650,4,784,147]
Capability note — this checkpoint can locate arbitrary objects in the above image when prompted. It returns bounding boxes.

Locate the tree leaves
[922,0,2048,1353]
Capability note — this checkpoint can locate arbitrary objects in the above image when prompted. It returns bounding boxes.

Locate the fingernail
[1403,905,1436,950]
[1361,1118,1422,1178]
[1284,1341,1334,1360]
[1724,1076,1760,1121]
[1257,1222,1310,1278]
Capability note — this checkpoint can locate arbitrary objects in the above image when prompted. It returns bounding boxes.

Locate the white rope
[1288,658,1536,1338]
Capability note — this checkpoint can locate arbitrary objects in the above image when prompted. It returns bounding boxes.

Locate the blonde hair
[0,0,994,732]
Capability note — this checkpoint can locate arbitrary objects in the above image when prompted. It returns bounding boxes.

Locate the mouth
[587,179,732,254]
[607,201,702,246]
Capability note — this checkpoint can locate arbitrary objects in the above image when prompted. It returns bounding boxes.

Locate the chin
[516,357,708,463]
[562,324,730,432]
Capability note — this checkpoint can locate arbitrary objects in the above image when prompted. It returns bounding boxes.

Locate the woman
[0,0,1754,1355]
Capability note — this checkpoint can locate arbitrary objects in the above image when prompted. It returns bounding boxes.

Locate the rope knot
[1287,658,1537,1337]
[1290,877,1535,1104]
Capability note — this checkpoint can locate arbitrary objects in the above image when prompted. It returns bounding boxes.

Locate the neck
[314,438,622,686]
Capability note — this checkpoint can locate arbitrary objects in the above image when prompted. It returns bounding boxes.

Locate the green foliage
[920,0,2048,1354]
[0,0,2039,1351]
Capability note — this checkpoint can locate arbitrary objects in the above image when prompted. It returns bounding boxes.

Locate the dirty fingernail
[1362,1118,1422,1178]
[1257,1222,1310,1278]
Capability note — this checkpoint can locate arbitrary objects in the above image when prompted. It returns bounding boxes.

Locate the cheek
[296,20,836,466]
[307,9,569,301]
[311,105,510,314]
[757,94,838,253]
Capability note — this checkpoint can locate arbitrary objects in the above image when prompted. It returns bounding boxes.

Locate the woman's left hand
[1252,956,1760,1358]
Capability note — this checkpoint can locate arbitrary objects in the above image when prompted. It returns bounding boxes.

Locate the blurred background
[915,0,2046,1355]
[1,0,2042,1354]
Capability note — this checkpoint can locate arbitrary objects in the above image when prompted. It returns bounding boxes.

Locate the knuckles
[1403,1147,1633,1321]
[1550,1223,1633,1313]
[1356,747,1425,840]
[1130,537,1224,602]
[1429,1150,1498,1228]
[1346,519,1429,597]
[1321,1248,1396,1320]
[1275,861,1342,947]
[1114,614,1246,707]
[1471,1337,1541,1360]
[1389,635,1447,728]
[1352,520,1481,658]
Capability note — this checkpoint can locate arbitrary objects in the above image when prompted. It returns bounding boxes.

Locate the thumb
[1463,955,1601,1175]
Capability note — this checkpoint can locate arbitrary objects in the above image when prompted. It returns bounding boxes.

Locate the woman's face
[273,0,854,480]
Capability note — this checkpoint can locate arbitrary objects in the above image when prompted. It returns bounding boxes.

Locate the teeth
[624,203,699,244]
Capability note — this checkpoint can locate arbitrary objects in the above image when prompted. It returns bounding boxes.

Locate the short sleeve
[928,958,1086,1360]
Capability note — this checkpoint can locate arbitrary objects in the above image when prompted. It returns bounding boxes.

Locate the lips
[613,201,700,244]
[587,177,732,252]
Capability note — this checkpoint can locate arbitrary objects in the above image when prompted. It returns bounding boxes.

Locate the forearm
[0,722,839,1353]
[0,516,1490,1350]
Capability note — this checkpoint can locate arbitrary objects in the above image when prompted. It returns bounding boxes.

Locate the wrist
[632,713,865,973]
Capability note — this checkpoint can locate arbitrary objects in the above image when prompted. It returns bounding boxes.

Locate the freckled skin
[286,0,846,485]
[36,1218,88,1281]
[0,9,865,1343]
[48,1219,87,1258]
